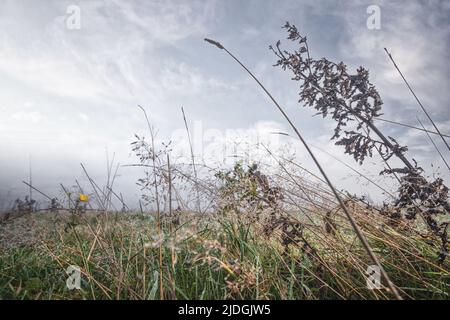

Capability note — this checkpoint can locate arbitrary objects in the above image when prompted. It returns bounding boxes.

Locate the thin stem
[310,144,396,199]
[204,38,402,300]
[22,181,53,201]
[137,104,163,300]
[29,154,32,201]
[181,107,201,213]
[80,163,107,211]
[377,117,450,139]
[167,154,173,216]
[416,117,450,171]
[384,47,450,153]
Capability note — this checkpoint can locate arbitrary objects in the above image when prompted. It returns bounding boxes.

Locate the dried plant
[215,162,322,268]
[271,22,449,261]
[131,133,172,208]
[205,34,402,299]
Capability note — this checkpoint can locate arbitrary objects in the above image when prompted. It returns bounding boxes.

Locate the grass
[0,207,448,300]
[1,24,449,301]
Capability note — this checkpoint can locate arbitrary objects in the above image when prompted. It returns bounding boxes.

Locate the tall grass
[0,194,448,299]
[0,23,449,301]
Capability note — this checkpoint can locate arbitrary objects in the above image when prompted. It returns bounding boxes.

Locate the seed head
[204,38,224,50]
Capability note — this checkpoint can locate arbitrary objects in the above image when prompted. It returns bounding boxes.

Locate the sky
[0,0,449,210]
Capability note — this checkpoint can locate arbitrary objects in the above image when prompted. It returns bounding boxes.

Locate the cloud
[10,111,44,124]
[338,1,450,119]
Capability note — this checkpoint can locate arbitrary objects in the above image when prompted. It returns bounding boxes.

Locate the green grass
[0,211,449,300]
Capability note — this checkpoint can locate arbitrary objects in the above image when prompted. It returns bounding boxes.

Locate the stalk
[204,38,402,300]
[384,48,450,153]
[137,104,164,300]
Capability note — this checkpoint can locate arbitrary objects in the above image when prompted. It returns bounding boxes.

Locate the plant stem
[416,117,450,171]
[384,47,450,153]
[181,107,202,213]
[205,38,403,300]
[377,118,450,139]
[137,104,164,300]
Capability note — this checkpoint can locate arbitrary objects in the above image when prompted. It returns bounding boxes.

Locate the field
[0,203,449,300]
[1,21,450,301]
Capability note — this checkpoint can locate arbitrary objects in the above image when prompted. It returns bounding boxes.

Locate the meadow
[0,155,449,300]
[0,22,449,300]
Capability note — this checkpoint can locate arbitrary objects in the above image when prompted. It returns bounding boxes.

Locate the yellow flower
[79,194,89,202]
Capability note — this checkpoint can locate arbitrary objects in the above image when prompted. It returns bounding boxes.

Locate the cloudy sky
[0,0,449,210]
